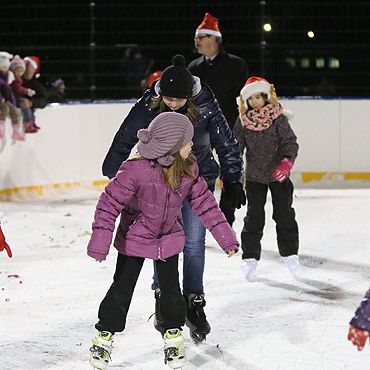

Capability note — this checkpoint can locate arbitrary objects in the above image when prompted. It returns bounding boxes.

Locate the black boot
[153,288,164,334]
[184,293,211,342]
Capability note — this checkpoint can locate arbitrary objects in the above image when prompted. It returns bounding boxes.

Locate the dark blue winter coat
[102,80,243,189]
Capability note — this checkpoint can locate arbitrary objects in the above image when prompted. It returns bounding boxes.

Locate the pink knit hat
[9,55,25,73]
[137,112,194,166]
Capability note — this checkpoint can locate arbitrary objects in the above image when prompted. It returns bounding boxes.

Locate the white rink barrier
[0,98,369,201]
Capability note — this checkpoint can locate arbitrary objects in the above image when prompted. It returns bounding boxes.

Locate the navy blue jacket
[102,81,243,189]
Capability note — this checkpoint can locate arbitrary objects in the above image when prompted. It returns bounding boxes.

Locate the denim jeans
[152,199,206,296]
[22,107,34,122]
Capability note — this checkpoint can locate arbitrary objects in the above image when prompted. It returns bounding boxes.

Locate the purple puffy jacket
[87,158,239,261]
[350,288,370,332]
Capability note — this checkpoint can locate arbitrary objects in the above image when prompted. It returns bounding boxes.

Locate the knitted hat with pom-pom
[157,55,194,99]
[137,112,194,167]
[9,55,25,73]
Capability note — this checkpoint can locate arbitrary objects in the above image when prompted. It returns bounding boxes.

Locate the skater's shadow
[263,250,370,278]
[187,340,264,370]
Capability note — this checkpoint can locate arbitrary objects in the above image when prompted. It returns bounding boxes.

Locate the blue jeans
[22,107,34,122]
[152,199,206,296]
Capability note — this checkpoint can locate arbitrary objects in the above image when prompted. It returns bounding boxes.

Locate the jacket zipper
[158,187,170,260]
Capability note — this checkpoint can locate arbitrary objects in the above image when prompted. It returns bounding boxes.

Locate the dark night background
[1,1,369,100]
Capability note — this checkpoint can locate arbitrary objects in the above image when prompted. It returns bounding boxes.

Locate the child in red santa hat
[233,77,299,280]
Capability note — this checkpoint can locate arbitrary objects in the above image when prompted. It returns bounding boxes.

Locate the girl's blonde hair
[151,96,198,123]
[130,152,196,191]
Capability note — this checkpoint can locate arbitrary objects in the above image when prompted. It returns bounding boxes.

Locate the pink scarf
[240,103,283,131]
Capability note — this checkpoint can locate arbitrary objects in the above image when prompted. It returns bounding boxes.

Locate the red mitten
[348,326,370,351]
[0,225,12,258]
[272,158,293,183]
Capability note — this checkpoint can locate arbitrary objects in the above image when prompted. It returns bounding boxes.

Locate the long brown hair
[129,153,196,191]
[151,96,198,123]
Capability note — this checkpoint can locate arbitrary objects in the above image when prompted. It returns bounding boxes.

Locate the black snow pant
[241,179,299,260]
[95,253,185,334]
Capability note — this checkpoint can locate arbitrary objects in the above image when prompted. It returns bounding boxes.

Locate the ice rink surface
[1,187,370,369]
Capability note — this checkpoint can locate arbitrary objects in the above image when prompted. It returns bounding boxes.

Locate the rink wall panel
[0,99,369,201]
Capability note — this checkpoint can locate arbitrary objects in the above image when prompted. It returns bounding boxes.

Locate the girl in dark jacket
[233,77,299,281]
[102,54,245,341]
[348,287,370,351]
[88,112,238,370]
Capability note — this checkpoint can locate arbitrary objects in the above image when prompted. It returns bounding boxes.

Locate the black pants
[95,253,185,334]
[241,179,299,260]
[219,189,236,226]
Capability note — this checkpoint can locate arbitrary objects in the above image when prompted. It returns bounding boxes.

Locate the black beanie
[158,55,194,99]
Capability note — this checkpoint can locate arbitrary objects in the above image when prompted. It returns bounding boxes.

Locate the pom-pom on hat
[236,76,271,114]
[9,55,26,73]
[137,112,194,167]
[24,56,40,75]
[157,55,194,99]
[195,13,222,37]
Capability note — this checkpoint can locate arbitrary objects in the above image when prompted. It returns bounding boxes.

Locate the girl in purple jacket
[348,288,370,351]
[233,77,299,281]
[87,112,239,370]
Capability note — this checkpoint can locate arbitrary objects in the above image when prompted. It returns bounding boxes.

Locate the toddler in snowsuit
[0,209,12,258]
[87,112,239,369]
[233,77,299,280]
[348,287,370,350]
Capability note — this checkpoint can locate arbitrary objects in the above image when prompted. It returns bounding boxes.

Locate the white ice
[1,187,370,370]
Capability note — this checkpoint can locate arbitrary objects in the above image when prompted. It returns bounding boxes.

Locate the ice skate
[241,258,258,281]
[283,254,299,276]
[184,293,211,342]
[163,328,186,369]
[11,123,26,141]
[89,331,114,369]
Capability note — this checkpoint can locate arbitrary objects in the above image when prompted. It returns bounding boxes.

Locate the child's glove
[222,182,246,209]
[272,158,293,183]
[348,325,370,351]
[0,225,12,258]
[27,89,36,97]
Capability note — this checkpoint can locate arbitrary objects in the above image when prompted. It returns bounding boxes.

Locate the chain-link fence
[2,1,369,100]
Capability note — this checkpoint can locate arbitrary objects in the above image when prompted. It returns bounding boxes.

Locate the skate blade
[186,319,208,342]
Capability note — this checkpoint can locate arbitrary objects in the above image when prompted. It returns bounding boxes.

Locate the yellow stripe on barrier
[0,181,108,202]
[301,172,370,183]
[1,174,370,201]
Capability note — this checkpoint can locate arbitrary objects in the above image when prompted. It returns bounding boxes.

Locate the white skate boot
[241,258,258,281]
[89,331,114,369]
[283,254,299,276]
[163,328,186,369]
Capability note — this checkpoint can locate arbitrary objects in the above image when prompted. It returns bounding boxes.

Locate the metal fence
[2,1,369,100]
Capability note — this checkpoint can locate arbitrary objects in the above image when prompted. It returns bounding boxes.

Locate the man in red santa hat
[188,13,248,227]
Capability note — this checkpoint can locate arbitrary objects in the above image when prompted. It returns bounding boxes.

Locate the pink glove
[348,326,370,351]
[0,225,12,258]
[272,158,293,183]
[27,89,36,97]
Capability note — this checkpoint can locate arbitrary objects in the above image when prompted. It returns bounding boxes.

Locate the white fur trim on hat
[195,28,222,37]
[24,57,38,70]
[237,79,271,108]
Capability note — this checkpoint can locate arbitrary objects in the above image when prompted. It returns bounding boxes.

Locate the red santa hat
[236,76,271,107]
[195,13,222,37]
[24,56,40,75]
[147,70,162,88]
